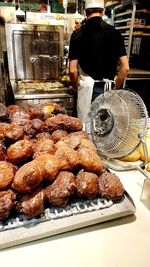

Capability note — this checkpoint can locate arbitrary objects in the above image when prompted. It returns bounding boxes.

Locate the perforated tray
[0,193,135,250]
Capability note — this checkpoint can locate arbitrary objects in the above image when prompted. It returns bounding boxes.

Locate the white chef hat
[85,0,104,9]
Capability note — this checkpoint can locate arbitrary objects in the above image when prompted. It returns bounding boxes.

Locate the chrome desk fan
[85,89,149,174]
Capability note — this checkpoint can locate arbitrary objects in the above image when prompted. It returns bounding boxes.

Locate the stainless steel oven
[5,23,73,114]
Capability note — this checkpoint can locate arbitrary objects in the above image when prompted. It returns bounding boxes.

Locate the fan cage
[85,89,148,159]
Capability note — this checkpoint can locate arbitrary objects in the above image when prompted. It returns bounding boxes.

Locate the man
[68,0,129,123]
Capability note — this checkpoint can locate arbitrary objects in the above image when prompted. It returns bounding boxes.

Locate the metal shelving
[112,1,150,114]
[113,1,150,82]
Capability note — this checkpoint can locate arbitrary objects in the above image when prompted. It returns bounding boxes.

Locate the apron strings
[103,79,115,92]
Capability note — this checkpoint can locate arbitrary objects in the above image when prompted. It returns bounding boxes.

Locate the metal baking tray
[0,192,135,250]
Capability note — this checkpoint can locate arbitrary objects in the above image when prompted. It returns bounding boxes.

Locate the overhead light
[63,0,68,9]
[15,7,25,16]
[73,10,82,19]
[15,0,25,16]
[73,0,83,20]
[47,0,51,14]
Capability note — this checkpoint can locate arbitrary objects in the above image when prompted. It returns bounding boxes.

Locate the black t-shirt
[68,17,126,80]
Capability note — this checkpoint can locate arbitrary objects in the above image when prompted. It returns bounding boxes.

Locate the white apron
[77,68,94,123]
[77,68,115,123]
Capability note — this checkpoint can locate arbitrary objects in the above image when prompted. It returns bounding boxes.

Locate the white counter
[1,170,150,267]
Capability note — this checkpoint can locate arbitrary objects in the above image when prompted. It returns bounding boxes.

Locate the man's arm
[114,55,129,89]
[69,59,79,91]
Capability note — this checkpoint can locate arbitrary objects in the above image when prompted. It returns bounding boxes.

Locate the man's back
[69,16,126,80]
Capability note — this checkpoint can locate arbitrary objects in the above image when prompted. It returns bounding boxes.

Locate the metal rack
[113,1,150,71]
[112,1,150,113]
[113,2,136,59]
[113,3,150,53]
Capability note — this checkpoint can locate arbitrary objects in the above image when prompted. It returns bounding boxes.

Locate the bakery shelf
[116,25,131,30]
[115,10,132,17]
[132,32,150,37]
[115,18,131,24]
